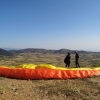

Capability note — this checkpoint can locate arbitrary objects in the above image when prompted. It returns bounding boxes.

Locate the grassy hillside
[0,52,100,67]
[0,52,100,100]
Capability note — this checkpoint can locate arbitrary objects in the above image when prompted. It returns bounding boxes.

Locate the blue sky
[0,0,100,51]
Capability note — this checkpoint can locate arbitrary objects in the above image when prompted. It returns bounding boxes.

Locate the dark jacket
[64,54,71,64]
[75,53,79,61]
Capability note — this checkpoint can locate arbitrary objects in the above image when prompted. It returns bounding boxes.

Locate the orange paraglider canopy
[0,64,100,79]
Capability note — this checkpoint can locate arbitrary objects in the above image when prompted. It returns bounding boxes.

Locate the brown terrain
[0,48,100,100]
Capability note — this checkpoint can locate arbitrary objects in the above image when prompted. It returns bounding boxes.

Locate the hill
[0,48,12,56]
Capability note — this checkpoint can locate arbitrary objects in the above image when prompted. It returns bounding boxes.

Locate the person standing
[64,52,71,68]
[75,51,80,68]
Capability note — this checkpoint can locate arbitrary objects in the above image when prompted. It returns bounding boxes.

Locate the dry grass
[0,77,100,100]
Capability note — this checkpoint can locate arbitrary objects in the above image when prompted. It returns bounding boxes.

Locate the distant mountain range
[0,48,99,56]
[7,48,100,54]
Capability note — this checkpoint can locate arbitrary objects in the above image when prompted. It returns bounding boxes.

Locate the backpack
[64,57,67,63]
